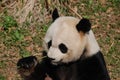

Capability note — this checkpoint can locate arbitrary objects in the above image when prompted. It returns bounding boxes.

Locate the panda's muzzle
[51,59,63,65]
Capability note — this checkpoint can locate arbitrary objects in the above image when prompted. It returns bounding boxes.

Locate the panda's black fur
[17,9,110,80]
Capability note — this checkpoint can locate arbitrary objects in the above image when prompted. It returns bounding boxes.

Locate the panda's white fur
[44,16,100,64]
[85,30,100,56]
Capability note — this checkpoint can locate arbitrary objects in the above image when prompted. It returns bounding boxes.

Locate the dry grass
[0,0,120,80]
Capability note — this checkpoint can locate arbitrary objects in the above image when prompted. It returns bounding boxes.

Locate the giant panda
[17,8,110,80]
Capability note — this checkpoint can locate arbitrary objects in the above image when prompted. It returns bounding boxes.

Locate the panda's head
[43,8,100,65]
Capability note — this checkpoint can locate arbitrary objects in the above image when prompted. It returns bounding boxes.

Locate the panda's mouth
[51,59,63,65]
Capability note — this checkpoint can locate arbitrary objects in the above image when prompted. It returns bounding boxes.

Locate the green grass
[0,0,119,80]
[0,61,6,68]
[1,15,18,30]
[19,48,31,57]
[0,74,5,80]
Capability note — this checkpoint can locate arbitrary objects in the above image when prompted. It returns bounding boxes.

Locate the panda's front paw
[17,56,38,77]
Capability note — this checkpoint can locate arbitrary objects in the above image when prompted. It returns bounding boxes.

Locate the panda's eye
[59,43,68,53]
[48,40,52,49]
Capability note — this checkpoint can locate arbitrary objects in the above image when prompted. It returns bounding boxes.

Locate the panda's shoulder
[78,51,104,65]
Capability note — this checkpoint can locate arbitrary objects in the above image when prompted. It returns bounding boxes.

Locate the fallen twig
[106,41,114,54]
[64,3,82,19]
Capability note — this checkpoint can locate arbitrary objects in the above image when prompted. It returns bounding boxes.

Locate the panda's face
[44,17,89,65]
[43,8,95,65]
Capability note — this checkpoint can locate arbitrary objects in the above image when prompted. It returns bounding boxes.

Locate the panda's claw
[17,56,38,69]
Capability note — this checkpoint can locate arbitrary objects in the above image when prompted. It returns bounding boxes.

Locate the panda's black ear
[76,18,91,33]
[52,8,59,22]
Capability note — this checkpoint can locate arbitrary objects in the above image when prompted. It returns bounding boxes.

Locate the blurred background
[0,0,120,80]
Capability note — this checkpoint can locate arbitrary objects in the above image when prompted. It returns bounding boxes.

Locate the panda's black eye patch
[59,43,68,53]
[48,40,52,49]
